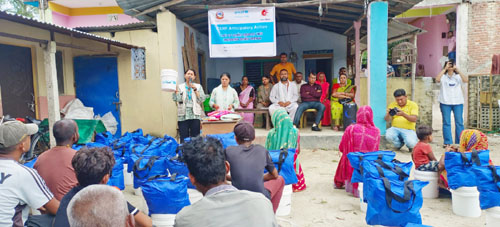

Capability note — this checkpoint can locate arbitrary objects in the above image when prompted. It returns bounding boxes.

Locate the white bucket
[123,164,133,186]
[161,69,178,92]
[151,214,176,227]
[485,206,500,227]
[134,187,142,197]
[188,189,203,204]
[359,183,367,212]
[413,170,439,199]
[451,186,481,217]
[276,185,293,216]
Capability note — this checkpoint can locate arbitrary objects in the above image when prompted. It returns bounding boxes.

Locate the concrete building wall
[467,1,500,74]
[410,15,450,78]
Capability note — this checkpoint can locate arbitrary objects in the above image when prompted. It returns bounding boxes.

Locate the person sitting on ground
[175,136,277,227]
[34,119,79,201]
[0,121,59,227]
[225,122,285,213]
[384,89,419,152]
[67,184,135,227]
[291,72,306,103]
[292,72,324,131]
[53,147,151,227]
[270,52,296,84]
[269,69,299,120]
[334,106,380,197]
[412,125,444,172]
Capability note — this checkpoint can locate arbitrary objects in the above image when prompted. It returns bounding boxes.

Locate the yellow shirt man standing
[270,53,296,84]
[384,89,419,152]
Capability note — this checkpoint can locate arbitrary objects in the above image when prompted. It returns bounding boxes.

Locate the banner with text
[208,7,276,58]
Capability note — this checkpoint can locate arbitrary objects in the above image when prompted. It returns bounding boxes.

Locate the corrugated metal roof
[115,0,422,36]
[0,10,142,49]
[75,21,157,32]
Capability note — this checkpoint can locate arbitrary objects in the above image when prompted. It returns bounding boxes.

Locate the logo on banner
[216,11,224,19]
[261,9,268,16]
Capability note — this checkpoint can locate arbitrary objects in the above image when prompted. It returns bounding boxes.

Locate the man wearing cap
[0,121,59,227]
[224,122,285,213]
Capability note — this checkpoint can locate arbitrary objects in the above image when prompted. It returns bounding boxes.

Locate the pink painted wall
[37,95,75,119]
[51,12,140,28]
[410,14,450,78]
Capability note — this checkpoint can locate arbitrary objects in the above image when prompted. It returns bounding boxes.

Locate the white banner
[208,7,276,58]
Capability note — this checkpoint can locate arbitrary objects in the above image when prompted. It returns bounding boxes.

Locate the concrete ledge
[254,128,344,150]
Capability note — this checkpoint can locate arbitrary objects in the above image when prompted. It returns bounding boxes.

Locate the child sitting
[412,125,444,172]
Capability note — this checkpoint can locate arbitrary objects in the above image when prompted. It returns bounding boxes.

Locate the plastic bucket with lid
[485,206,500,227]
[161,69,178,92]
[413,169,439,199]
[276,185,293,216]
[451,186,481,217]
[123,164,133,186]
[151,214,176,227]
[359,182,367,212]
[188,189,203,204]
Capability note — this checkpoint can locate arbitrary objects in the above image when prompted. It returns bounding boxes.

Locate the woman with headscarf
[330,74,356,131]
[334,106,380,197]
[316,72,331,127]
[265,109,306,192]
[439,129,490,189]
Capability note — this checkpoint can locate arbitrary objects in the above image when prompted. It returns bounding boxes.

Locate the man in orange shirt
[270,53,296,84]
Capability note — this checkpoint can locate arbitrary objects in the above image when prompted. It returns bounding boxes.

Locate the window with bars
[243,59,279,88]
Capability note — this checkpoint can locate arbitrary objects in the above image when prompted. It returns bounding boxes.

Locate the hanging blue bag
[141,174,191,214]
[472,165,500,209]
[364,177,428,226]
[347,151,396,183]
[107,155,125,190]
[207,132,238,149]
[445,149,490,190]
[265,148,298,185]
[361,159,412,182]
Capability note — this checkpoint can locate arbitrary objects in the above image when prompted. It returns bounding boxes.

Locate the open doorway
[304,58,333,83]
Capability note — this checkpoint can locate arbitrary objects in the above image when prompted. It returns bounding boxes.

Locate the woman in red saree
[316,72,331,126]
[334,106,380,197]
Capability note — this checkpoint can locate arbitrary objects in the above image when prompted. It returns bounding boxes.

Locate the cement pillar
[411,34,417,100]
[456,3,469,125]
[367,1,388,134]
[43,41,60,147]
[354,20,361,102]
[157,11,179,136]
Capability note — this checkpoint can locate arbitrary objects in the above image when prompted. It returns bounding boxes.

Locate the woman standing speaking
[173,69,206,143]
[436,61,467,147]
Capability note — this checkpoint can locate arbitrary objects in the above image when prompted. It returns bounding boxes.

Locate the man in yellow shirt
[384,89,419,152]
[270,53,296,84]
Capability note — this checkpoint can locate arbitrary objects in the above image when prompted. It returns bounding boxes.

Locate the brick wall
[468,1,500,74]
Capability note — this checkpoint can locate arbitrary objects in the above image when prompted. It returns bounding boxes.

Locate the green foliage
[0,0,38,18]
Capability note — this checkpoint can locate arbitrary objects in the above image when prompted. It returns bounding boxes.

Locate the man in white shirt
[269,69,299,120]
[290,72,306,103]
[0,121,59,227]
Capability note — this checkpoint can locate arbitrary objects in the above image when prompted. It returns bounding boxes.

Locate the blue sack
[347,151,396,183]
[445,149,490,190]
[266,148,298,185]
[206,132,238,149]
[405,223,433,227]
[95,131,115,145]
[24,157,37,168]
[131,155,168,188]
[107,155,125,190]
[141,174,190,214]
[365,177,428,226]
[361,159,412,182]
[472,165,500,209]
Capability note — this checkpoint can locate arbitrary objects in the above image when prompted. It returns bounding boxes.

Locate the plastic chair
[299,109,322,128]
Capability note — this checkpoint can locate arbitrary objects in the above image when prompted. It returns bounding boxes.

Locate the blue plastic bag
[95,131,115,145]
[141,174,190,214]
[472,165,500,209]
[405,223,433,227]
[266,148,298,185]
[361,159,412,182]
[24,157,37,168]
[347,151,396,183]
[130,154,168,188]
[365,177,428,226]
[445,150,490,189]
[206,132,238,149]
[107,155,125,190]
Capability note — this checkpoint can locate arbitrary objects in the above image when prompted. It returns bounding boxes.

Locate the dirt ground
[124,131,500,227]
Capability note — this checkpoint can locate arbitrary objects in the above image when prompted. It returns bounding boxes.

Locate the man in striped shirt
[0,121,59,227]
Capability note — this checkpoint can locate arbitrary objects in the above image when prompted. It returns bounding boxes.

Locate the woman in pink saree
[334,106,380,197]
[236,76,255,123]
